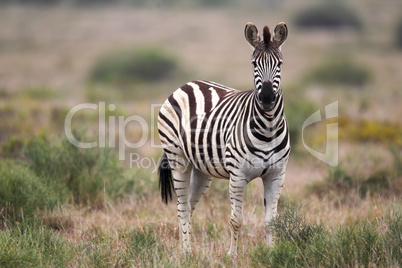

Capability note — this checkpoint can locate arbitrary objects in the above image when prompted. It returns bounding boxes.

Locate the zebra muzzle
[258,81,277,111]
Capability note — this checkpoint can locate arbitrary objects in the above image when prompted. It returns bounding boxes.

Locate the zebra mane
[263,26,271,48]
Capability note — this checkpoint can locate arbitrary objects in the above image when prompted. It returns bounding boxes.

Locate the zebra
[157,22,290,256]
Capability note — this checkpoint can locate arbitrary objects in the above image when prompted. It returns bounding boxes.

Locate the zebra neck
[251,90,284,132]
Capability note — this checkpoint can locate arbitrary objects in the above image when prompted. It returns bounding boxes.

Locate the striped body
[157,22,290,255]
[158,80,290,181]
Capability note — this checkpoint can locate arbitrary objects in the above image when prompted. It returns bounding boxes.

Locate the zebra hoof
[182,247,192,255]
[228,251,238,258]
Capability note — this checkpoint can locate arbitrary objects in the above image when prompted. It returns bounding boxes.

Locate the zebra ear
[273,22,288,47]
[244,22,260,48]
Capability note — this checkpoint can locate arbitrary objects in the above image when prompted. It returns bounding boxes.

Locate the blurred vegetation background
[0,0,401,266]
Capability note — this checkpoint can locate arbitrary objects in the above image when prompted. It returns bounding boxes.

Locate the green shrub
[0,161,58,220]
[396,17,402,49]
[391,147,402,177]
[307,57,372,87]
[283,86,317,149]
[198,0,231,7]
[20,86,59,100]
[328,164,354,189]
[73,0,122,6]
[0,136,24,159]
[306,165,357,198]
[0,0,61,5]
[124,167,157,196]
[358,169,391,197]
[307,159,400,199]
[24,133,135,206]
[294,3,361,30]
[90,46,178,86]
[269,204,324,246]
[252,204,402,267]
[0,0,125,5]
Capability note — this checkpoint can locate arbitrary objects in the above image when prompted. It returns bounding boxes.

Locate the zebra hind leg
[171,162,193,254]
[189,167,212,215]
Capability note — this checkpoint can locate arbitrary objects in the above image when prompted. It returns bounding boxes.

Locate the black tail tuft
[159,152,174,204]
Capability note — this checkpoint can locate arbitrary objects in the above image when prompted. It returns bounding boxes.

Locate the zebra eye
[278,61,283,68]
[252,61,257,68]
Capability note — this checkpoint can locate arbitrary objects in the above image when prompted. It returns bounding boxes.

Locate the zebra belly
[226,149,289,180]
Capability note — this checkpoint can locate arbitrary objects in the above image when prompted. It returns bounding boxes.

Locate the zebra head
[245,22,288,111]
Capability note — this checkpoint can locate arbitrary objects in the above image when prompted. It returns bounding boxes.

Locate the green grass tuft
[252,204,402,267]
[128,227,159,255]
[0,220,72,267]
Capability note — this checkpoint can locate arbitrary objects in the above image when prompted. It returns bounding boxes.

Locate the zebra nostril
[257,93,262,103]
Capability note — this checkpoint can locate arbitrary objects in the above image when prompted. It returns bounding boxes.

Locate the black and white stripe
[158,22,290,255]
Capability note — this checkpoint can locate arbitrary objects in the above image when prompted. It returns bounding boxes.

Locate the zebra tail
[159,152,174,204]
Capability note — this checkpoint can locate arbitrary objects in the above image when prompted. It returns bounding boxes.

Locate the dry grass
[19,175,398,267]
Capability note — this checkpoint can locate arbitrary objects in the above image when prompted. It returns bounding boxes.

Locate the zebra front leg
[172,165,193,254]
[262,172,285,246]
[228,177,247,256]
